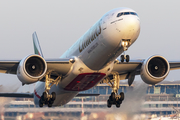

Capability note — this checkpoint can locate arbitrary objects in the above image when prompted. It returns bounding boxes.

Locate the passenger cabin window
[117,12,138,17]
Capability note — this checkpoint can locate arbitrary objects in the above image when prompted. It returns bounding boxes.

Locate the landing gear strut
[39,72,61,107]
[104,73,125,108]
[121,39,130,62]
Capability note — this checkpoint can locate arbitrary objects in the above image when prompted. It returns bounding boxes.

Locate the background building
[2,80,180,119]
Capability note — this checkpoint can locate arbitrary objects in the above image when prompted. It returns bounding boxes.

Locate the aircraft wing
[111,60,180,81]
[111,60,143,75]
[1,59,180,78]
[0,93,34,98]
[0,60,20,74]
[0,58,73,76]
[169,61,180,70]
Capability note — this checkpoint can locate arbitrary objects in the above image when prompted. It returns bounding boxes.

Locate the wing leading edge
[1,59,180,79]
[0,93,34,98]
[169,61,180,70]
[111,60,180,81]
[0,58,73,76]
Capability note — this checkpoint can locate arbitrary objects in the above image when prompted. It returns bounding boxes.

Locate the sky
[0,0,180,92]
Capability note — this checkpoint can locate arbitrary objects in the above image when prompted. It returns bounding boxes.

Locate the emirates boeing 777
[0,7,179,108]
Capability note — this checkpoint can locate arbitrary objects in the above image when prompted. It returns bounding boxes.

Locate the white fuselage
[34,7,140,106]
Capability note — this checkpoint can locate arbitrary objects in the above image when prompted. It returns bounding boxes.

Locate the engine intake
[140,55,170,85]
[25,56,45,77]
[17,55,47,84]
[148,57,168,77]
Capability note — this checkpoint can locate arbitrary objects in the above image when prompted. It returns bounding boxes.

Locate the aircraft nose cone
[128,17,140,29]
[117,16,140,47]
[122,16,140,37]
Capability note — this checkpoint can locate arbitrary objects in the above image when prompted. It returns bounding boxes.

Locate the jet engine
[17,54,47,84]
[140,55,170,85]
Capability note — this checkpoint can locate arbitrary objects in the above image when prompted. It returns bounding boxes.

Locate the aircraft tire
[116,103,120,108]
[48,104,52,107]
[121,55,124,62]
[126,55,130,62]
[116,99,122,105]
[49,100,54,104]
[39,100,43,107]
[51,92,56,101]
[120,92,124,101]
[110,92,115,101]
[42,92,47,101]
[107,100,112,108]
[40,98,45,104]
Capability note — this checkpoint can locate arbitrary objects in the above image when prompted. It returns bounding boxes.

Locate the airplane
[0,7,180,108]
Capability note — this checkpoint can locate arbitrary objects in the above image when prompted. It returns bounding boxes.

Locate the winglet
[32,32,44,57]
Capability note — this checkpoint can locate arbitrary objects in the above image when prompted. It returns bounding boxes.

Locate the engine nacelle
[140,55,170,85]
[17,54,47,84]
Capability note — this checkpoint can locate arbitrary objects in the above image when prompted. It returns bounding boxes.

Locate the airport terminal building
[78,80,180,115]
[2,80,180,119]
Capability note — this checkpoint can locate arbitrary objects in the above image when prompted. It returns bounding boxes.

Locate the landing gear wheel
[126,55,130,62]
[42,92,47,101]
[40,98,45,104]
[48,103,52,107]
[107,100,112,108]
[51,92,56,101]
[40,91,56,107]
[49,99,54,104]
[117,100,122,105]
[120,92,124,101]
[120,55,124,62]
[116,103,120,108]
[39,100,43,107]
[110,92,115,101]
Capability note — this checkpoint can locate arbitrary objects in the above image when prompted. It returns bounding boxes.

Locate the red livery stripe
[34,89,41,99]
[64,73,106,91]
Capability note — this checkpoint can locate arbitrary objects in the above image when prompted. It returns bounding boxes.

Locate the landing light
[122,41,128,46]
[121,39,131,51]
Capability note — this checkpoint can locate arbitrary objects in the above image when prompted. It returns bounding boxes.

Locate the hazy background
[0,0,179,92]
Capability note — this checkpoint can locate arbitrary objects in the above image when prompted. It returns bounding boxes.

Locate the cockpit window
[130,12,136,15]
[117,13,123,17]
[117,12,138,17]
[124,12,129,15]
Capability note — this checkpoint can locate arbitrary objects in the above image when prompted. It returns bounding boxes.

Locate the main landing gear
[107,92,124,108]
[39,72,62,107]
[39,92,56,107]
[104,73,124,108]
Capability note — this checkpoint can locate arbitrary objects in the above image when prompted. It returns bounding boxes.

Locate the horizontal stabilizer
[0,93,34,98]
[76,93,100,97]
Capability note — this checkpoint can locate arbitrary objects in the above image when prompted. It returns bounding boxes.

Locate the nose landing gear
[39,72,61,107]
[120,54,130,62]
[121,39,131,63]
